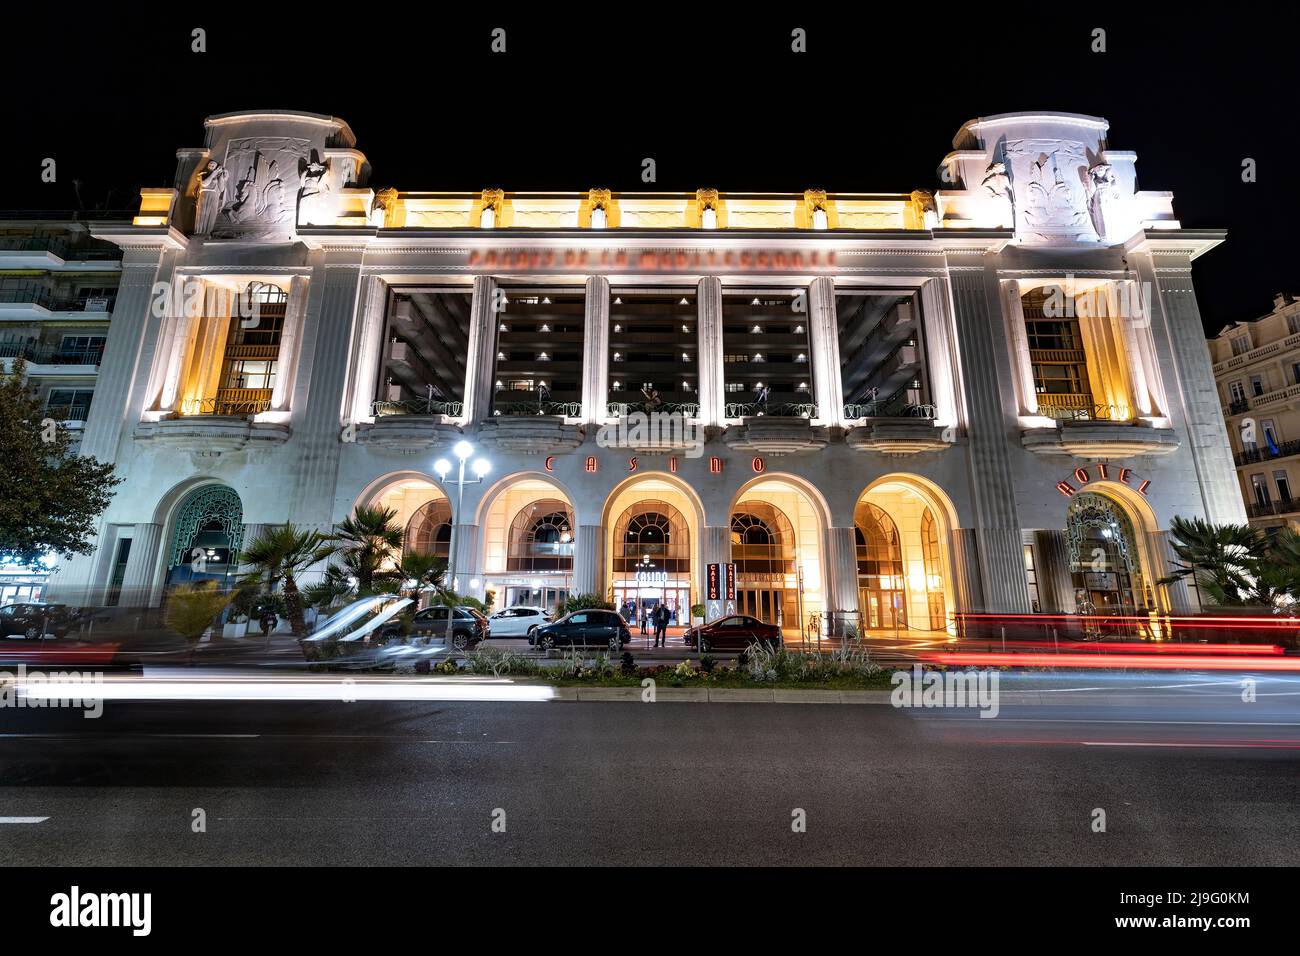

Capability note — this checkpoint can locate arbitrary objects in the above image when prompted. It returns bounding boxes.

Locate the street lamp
[434,440,491,653]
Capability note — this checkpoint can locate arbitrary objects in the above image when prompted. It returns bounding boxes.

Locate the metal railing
[1236,438,1300,467]
[1037,402,1134,423]
[0,341,104,366]
[0,288,116,312]
[178,394,273,417]
[43,404,91,423]
[1247,498,1300,519]
[0,235,121,260]
[371,398,463,418]
[1228,398,1251,415]
[494,401,582,417]
[726,401,818,419]
[843,401,936,420]
[606,401,700,418]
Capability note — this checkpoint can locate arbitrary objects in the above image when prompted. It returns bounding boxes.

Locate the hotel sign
[467,247,839,274]
[1054,462,1152,498]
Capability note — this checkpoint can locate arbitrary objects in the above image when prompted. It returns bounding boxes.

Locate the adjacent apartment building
[1209,293,1300,530]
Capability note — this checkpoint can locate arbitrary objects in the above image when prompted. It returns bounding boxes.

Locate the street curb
[547,685,895,704]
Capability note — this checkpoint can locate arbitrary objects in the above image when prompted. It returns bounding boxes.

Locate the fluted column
[463,275,499,424]
[581,277,610,423]
[1000,279,1037,417]
[1034,530,1074,614]
[347,275,389,423]
[1153,529,1195,613]
[917,283,961,431]
[573,524,604,596]
[271,275,310,412]
[119,523,163,609]
[696,277,725,426]
[807,277,845,424]
[825,527,860,618]
[448,522,479,594]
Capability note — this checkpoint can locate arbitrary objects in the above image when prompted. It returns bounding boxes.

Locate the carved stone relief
[1003,139,1093,243]
[211,136,312,239]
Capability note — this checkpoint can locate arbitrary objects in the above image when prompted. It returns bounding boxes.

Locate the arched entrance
[730,476,828,637]
[480,476,577,610]
[1066,490,1152,616]
[165,485,243,588]
[856,476,957,635]
[611,499,691,627]
[362,474,451,562]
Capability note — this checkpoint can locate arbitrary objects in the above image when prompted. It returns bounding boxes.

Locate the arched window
[165,485,244,588]
[854,501,906,629]
[730,503,796,575]
[1067,492,1149,614]
[507,498,575,572]
[406,499,452,559]
[921,507,946,630]
[613,500,690,574]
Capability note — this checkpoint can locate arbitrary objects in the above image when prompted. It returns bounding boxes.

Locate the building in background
[41,110,1245,632]
[0,214,127,602]
[1209,292,1300,531]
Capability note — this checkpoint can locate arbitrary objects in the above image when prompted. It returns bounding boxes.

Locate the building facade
[45,109,1245,630]
[1209,293,1300,531]
[1,215,126,602]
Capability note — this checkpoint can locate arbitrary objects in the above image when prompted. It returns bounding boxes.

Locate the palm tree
[330,505,405,595]
[397,549,456,606]
[165,581,233,663]
[238,524,338,635]
[1163,516,1267,606]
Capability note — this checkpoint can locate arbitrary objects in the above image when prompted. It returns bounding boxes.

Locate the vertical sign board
[724,562,737,616]
[706,562,723,621]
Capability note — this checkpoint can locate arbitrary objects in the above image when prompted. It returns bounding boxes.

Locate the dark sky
[4,6,1294,333]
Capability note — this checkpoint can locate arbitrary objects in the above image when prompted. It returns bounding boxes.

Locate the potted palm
[238,524,338,636]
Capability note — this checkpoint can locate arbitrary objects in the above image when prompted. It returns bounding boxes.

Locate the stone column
[1034,530,1075,614]
[951,528,984,615]
[807,277,845,424]
[1152,529,1195,614]
[573,524,604,596]
[581,277,610,424]
[149,274,198,413]
[119,522,163,609]
[271,275,310,412]
[999,279,1038,417]
[346,275,388,423]
[825,526,860,619]
[1138,252,1247,524]
[449,522,479,594]
[463,275,499,424]
[696,277,725,426]
[700,525,731,607]
[937,267,1030,612]
[918,280,962,430]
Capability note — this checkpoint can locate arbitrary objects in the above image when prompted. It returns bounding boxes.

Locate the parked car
[489,606,552,639]
[683,615,782,653]
[533,609,631,651]
[0,602,82,640]
[377,605,488,650]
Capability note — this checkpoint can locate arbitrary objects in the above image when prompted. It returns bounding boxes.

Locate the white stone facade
[46,110,1245,629]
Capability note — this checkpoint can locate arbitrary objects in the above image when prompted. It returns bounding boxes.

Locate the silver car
[487,606,552,639]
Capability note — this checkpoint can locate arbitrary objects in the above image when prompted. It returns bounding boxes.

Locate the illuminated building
[46,110,1245,630]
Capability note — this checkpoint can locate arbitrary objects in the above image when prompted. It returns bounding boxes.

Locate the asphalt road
[1,675,1298,866]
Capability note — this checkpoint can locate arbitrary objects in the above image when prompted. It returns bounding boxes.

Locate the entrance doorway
[735,588,787,628]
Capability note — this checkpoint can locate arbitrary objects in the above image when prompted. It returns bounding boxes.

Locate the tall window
[722,292,814,417]
[405,499,452,558]
[607,291,698,416]
[730,505,795,576]
[506,499,574,572]
[216,283,285,415]
[45,388,94,421]
[836,292,930,417]
[377,288,473,416]
[855,502,906,629]
[613,501,690,574]
[921,508,946,630]
[1022,287,1093,418]
[492,289,584,416]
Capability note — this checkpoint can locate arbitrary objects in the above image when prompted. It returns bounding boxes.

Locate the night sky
[4,8,1294,333]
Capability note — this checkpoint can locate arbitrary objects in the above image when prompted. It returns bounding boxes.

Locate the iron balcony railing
[178,392,273,417]
[0,288,116,312]
[1235,438,1300,467]
[0,235,122,260]
[843,401,936,420]
[371,398,464,418]
[43,404,91,423]
[606,401,700,418]
[0,341,105,366]
[1037,401,1135,423]
[1228,397,1251,415]
[494,401,582,417]
[726,401,818,419]
[1247,498,1300,519]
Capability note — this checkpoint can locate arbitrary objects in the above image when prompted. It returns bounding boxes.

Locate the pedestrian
[259,608,277,639]
[640,606,649,635]
[653,603,669,647]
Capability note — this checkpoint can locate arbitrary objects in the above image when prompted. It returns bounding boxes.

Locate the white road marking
[0,816,48,823]
[1081,741,1296,748]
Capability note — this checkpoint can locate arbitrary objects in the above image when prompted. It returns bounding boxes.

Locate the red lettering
[752,457,766,473]
[709,457,723,474]
[669,457,679,473]
[628,456,638,472]
[1074,468,1091,484]
[1096,462,1109,479]
[585,456,598,473]
[1137,479,1151,496]
[544,456,555,472]
[1056,481,1077,497]
[1119,468,1133,484]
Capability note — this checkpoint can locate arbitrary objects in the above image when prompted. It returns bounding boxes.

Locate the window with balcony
[210,283,285,416]
[607,291,698,418]
[491,289,583,416]
[722,292,815,418]
[1275,470,1292,504]
[836,292,932,419]
[56,334,105,365]
[45,388,93,422]
[376,288,472,417]
[1231,335,1251,356]
[1022,288,1095,420]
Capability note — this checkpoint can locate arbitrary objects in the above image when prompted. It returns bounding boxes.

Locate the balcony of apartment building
[0,233,123,271]
[837,292,951,454]
[477,290,585,454]
[0,336,105,376]
[0,280,117,320]
[1235,437,1300,468]
[1247,497,1300,521]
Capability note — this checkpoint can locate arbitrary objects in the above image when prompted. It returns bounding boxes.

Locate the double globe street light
[434,441,490,652]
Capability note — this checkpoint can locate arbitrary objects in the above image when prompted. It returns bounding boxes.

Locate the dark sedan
[533,609,631,651]
[683,615,782,652]
[377,605,488,650]
[0,602,82,640]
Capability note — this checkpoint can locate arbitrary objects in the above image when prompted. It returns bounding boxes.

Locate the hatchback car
[377,605,488,650]
[533,609,631,651]
[488,606,552,639]
[683,615,782,652]
[0,603,81,640]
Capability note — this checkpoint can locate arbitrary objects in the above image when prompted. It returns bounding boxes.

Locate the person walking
[639,605,649,636]
[653,603,669,647]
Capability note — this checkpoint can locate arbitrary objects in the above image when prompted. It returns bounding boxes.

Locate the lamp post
[434,440,491,653]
